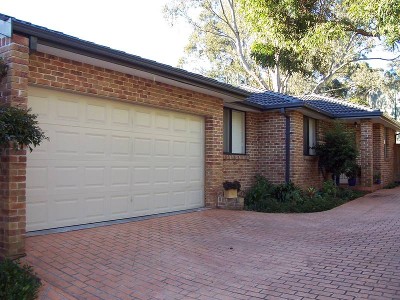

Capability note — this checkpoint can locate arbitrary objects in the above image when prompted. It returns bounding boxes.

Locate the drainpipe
[280,108,290,183]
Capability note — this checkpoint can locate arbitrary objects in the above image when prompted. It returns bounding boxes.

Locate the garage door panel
[51,195,81,225]
[56,98,81,122]
[132,193,153,215]
[132,167,152,186]
[155,112,171,131]
[109,194,130,218]
[84,196,107,222]
[27,200,48,231]
[154,139,170,157]
[27,87,204,231]
[110,135,131,158]
[86,103,107,124]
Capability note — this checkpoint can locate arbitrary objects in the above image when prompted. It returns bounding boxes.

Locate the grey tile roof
[246,90,302,106]
[246,91,383,118]
[299,94,381,117]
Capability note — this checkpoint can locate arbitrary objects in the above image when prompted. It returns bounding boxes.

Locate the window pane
[223,108,230,153]
[308,118,316,155]
[231,110,245,154]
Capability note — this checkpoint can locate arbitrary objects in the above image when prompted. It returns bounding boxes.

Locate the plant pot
[224,188,238,198]
[374,179,381,185]
[348,177,356,186]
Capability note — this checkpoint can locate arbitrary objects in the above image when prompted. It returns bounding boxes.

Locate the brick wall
[0,35,29,258]
[258,112,286,184]
[360,120,374,187]
[373,124,396,186]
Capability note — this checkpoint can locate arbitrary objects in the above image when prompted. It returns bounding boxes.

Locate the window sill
[223,154,250,160]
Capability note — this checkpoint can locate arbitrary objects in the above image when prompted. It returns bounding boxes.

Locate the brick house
[0,15,399,258]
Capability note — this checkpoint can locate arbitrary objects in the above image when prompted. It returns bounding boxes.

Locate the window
[303,117,317,156]
[223,108,245,154]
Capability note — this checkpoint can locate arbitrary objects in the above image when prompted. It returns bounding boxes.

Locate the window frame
[303,116,317,156]
[223,107,246,155]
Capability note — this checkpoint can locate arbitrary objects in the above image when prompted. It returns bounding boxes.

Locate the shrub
[244,175,274,211]
[0,259,41,300]
[384,182,400,189]
[244,175,365,213]
[0,106,48,152]
[314,122,358,181]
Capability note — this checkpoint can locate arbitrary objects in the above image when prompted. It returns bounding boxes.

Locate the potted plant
[344,162,361,186]
[373,171,382,184]
[223,180,241,198]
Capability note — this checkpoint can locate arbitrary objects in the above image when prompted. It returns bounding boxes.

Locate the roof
[299,94,381,118]
[246,91,383,118]
[3,13,251,99]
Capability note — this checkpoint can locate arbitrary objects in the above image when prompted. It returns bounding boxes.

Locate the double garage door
[26,87,205,231]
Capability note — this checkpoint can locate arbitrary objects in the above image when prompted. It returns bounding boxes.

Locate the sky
[1,0,191,67]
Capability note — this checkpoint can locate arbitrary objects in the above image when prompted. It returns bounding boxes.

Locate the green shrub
[0,106,48,152]
[244,175,365,213]
[273,181,302,203]
[0,259,41,300]
[384,182,400,189]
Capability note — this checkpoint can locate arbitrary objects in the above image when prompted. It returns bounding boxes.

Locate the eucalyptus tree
[164,0,400,94]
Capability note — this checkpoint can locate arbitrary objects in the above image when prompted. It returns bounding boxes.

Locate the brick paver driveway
[25,187,400,300]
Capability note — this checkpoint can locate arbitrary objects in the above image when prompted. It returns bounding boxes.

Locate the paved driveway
[25,188,400,300]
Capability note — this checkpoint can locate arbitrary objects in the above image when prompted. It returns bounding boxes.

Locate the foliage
[164,0,400,96]
[0,259,41,300]
[244,176,365,213]
[223,180,241,191]
[344,161,361,178]
[314,122,358,178]
[0,106,48,152]
[384,182,400,189]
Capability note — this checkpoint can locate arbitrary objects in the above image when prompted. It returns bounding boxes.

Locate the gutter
[9,16,251,99]
[280,108,291,183]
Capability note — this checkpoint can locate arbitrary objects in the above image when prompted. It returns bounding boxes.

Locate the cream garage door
[26,87,205,231]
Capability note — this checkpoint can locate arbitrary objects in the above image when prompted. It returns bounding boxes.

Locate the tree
[0,106,48,152]
[164,0,400,94]
[314,122,358,184]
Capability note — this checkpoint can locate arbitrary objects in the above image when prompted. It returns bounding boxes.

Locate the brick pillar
[0,34,29,258]
[205,113,223,207]
[360,120,373,188]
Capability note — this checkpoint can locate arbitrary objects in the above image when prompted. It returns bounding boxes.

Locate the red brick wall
[0,35,29,258]
[360,120,373,187]
[258,112,286,184]
[373,124,396,186]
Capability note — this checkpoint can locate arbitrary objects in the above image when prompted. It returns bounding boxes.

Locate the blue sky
[2,0,191,67]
